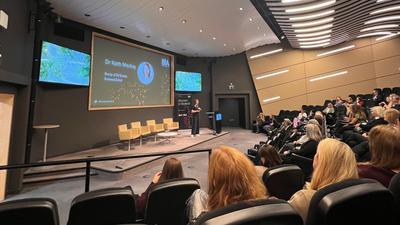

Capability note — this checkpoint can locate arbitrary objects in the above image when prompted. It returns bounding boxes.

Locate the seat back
[130,121,141,129]
[146,120,156,126]
[291,153,313,180]
[194,199,303,225]
[67,186,136,225]
[0,198,59,225]
[118,124,128,132]
[163,118,173,124]
[145,178,200,225]
[263,164,305,200]
[306,179,395,225]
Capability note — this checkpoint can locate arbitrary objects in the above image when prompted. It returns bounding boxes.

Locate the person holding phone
[191,99,201,137]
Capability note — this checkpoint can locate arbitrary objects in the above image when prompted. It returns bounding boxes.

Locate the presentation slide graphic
[39,41,90,86]
[89,33,174,110]
[175,71,202,92]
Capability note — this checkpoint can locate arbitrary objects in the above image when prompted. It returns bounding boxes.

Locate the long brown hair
[369,125,400,170]
[310,139,358,190]
[159,158,184,182]
[259,145,282,168]
[208,146,266,211]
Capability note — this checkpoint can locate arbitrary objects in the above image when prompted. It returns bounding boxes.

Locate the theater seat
[306,179,395,225]
[163,118,179,131]
[194,199,303,225]
[118,124,141,150]
[0,198,59,225]
[146,120,165,133]
[131,121,151,146]
[291,153,313,180]
[262,164,305,200]
[389,173,400,221]
[67,186,136,225]
[145,178,200,225]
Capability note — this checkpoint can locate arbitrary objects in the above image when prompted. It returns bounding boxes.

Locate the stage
[24,128,228,183]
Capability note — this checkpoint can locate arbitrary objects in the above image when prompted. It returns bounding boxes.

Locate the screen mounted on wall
[175,71,202,92]
[89,33,174,110]
[39,41,91,86]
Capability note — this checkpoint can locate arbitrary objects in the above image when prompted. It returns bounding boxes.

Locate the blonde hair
[208,145,266,211]
[371,106,384,118]
[306,124,323,142]
[310,139,358,190]
[369,125,400,170]
[384,108,399,126]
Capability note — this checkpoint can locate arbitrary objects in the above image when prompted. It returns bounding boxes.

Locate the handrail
[0,148,212,192]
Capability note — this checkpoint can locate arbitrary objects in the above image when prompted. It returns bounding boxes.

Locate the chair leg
[128,139,131,151]
[140,136,142,146]
[154,134,157,142]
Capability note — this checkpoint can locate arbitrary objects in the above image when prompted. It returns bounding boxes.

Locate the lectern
[205,111,222,135]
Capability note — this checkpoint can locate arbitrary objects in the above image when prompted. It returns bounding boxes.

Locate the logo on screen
[137,62,154,85]
[161,58,170,68]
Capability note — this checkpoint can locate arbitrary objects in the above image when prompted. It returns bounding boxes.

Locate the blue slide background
[175,71,202,92]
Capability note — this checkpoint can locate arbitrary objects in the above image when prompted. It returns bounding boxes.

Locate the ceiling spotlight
[299,39,330,45]
[289,10,335,21]
[294,24,333,33]
[365,15,400,24]
[199,29,203,32]
[299,42,330,48]
[159,6,164,11]
[212,37,216,40]
[239,7,243,11]
[286,0,336,13]
[223,43,227,46]
[296,29,331,38]
[376,32,400,41]
[263,33,266,36]
[292,17,334,28]
[250,48,283,59]
[257,26,260,30]
[181,19,187,24]
[317,45,355,57]
[298,35,331,41]
[360,24,399,32]
[371,5,400,15]
[357,32,393,38]
[84,13,91,17]
[249,18,253,22]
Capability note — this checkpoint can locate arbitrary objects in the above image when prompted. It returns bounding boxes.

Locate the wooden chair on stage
[118,124,140,150]
[162,118,179,131]
[130,121,151,146]
[146,120,165,141]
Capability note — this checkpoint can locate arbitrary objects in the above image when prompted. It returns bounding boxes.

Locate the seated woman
[136,158,184,218]
[335,104,367,137]
[323,102,335,115]
[288,139,358,222]
[255,112,265,133]
[384,108,400,129]
[255,145,283,177]
[286,124,323,159]
[187,146,267,223]
[297,107,308,121]
[358,125,400,187]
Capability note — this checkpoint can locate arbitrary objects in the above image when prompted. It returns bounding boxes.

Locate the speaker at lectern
[206,111,222,135]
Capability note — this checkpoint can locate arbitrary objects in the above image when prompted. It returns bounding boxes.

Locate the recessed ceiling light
[256,69,289,80]
[299,39,331,45]
[249,48,283,59]
[371,5,400,15]
[289,10,335,21]
[357,32,393,38]
[263,96,280,103]
[317,45,355,57]
[181,19,187,24]
[120,26,125,29]
[263,33,266,36]
[294,24,333,33]
[292,17,334,28]
[299,42,330,48]
[286,0,336,13]
[84,13,91,17]
[360,24,399,32]
[212,37,216,40]
[257,26,260,30]
[365,15,400,24]
[376,32,400,41]
[281,35,285,39]
[298,35,331,41]
[199,29,203,32]
[223,43,227,46]
[296,29,331,37]
[239,7,243,11]
[249,18,253,22]
[159,6,164,11]
[309,71,348,82]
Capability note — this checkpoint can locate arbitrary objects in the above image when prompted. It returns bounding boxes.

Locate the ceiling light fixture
[365,15,400,24]
[249,48,283,59]
[371,5,400,15]
[294,24,333,33]
[256,69,289,80]
[298,35,331,41]
[360,24,399,32]
[263,96,281,103]
[199,29,203,32]
[299,42,330,48]
[292,17,334,28]
[84,13,91,17]
[296,29,331,38]
[181,19,187,24]
[376,32,400,41]
[249,18,253,22]
[357,32,393,38]
[159,7,164,11]
[239,7,243,11]
[212,37,216,40]
[309,71,348,82]
[377,0,391,3]
[317,45,355,57]
[289,10,335,21]
[120,26,125,29]
[223,43,227,46]
[299,39,331,45]
[286,0,336,13]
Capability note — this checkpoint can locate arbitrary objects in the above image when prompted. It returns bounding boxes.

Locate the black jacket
[360,118,388,132]
[372,94,384,106]
[292,139,319,159]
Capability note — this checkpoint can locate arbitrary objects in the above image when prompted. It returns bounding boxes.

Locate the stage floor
[26,128,228,174]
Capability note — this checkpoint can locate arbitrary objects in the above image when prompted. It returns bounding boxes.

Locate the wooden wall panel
[258,79,306,103]
[262,95,307,115]
[253,64,305,89]
[376,74,400,88]
[372,38,400,60]
[374,56,400,78]
[248,50,304,75]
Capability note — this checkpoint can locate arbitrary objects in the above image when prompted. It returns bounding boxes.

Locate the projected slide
[39,41,90,86]
[89,33,174,110]
[175,71,202,92]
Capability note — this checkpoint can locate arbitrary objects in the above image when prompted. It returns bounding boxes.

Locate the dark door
[218,98,245,128]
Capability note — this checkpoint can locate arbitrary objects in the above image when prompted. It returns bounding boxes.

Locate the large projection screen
[89,33,174,110]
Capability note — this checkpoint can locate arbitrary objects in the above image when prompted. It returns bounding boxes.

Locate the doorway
[218,98,246,128]
[0,93,14,201]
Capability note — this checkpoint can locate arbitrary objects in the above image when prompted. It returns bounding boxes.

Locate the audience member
[335,96,344,107]
[384,108,400,129]
[297,107,308,121]
[187,146,267,223]
[323,102,335,114]
[288,139,358,222]
[358,125,400,187]
[255,145,283,177]
[382,94,400,110]
[255,112,265,133]
[285,124,322,159]
[358,106,387,132]
[136,158,184,218]
[372,88,384,106]
[356,96,365,107]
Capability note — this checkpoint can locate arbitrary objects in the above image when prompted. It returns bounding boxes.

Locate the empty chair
[306,179,395,225]
[194,199,303,225]
[262,164,305,200]
[131,121,151,146]
[144,178,200,225]
[118,124,141,150]
[146,120,165,141]
[67,186,136,225]
[0,198,59,225]
[162,117,179,131]
[290,153,313,180]
[393,87,400,95]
